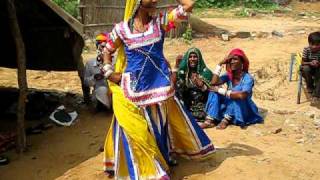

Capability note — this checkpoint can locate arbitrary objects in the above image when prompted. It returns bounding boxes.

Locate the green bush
[182,26,193,44]
[52,0,79,18]
[195,0,276,9]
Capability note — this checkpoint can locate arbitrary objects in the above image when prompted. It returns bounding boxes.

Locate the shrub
[195,0,276,9]
[52,0,79,18]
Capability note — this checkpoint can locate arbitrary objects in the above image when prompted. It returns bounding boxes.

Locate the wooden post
[7,0,28,153]
[71,33,89,103]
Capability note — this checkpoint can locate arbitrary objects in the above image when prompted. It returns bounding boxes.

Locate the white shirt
[84,58,111,108]
[84,58,107,89]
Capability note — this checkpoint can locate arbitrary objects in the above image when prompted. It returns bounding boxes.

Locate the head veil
[178,47,213,86]
[226,48,249,80]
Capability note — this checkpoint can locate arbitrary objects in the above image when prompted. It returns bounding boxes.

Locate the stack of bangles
[217,88,232,98]
[102,63,114,79]
[213,64,232,98]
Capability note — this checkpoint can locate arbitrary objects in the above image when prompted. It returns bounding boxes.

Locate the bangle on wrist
[104,69,114,78]
[217,88,227,96]
[213,65,222,76]
[102,63,112,72]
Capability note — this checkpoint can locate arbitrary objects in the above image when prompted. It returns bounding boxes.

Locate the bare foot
[199,119,216,129]
[216,119,230,130]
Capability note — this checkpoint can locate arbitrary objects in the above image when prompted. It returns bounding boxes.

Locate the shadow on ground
[172,143,263,179]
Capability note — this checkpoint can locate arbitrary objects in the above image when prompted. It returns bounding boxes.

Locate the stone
[272,128,282,134]
[236,31,251,39]
[297,30,306,34]
[250,12,257,17]
[298,12,306,16]
[229,32,237,39]
[272,30,284,37]
[296,139,305,144]
[305,111,316,119]
[193,34,206,38]
[313,116,320,126]
[221,33,230,41]
[256,32,269,38]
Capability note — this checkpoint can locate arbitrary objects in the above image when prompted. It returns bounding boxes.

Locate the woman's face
[140,0,158,13]
[188,52,198,68]
[230,55,243,71]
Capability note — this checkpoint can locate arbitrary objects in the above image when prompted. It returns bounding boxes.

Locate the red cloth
[226,48,250,80]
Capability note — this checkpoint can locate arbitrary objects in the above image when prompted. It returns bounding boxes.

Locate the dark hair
[308,31,320,45]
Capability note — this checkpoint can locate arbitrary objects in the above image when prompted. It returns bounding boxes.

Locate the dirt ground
[1,1,320,180]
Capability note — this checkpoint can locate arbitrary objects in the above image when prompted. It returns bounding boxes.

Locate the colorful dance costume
[103,1,215,179]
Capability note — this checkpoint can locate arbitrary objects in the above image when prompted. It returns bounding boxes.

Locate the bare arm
[177,0,194,12]
[171,55,183,86]
[211,56,231,85]
[102,37,122,84]
[302,58,311,66]
[229,91,249,100]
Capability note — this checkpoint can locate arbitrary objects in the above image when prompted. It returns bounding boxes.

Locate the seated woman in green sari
[174,47,213,121]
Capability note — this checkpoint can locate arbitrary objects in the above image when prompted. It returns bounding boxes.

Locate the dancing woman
[102,0,215,179]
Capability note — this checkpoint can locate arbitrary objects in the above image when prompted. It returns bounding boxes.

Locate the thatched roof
[0,0,84,71]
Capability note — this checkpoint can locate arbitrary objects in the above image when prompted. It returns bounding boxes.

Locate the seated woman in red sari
[201,48,263,129]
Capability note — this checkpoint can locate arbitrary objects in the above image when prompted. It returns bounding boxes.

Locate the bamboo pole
[7,0,28,153]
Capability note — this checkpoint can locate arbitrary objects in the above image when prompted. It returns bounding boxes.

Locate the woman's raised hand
[219,55,232,66]
[175,55,184,68]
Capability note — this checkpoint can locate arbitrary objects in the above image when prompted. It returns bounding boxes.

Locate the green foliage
[182,27,193,44]
[235,7,251,17]
[52,0,79,18]
[195,0,276,9]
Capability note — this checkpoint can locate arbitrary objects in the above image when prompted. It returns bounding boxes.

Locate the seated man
[174,48,212,121]
[201,48,263,129]
[301,31,320,103]
[84,34,111,111]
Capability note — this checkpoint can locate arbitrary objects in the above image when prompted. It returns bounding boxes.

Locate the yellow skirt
[104,85,215,180]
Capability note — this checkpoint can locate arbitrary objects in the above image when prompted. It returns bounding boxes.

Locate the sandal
[216,118,230,130]
[0,156,9,166]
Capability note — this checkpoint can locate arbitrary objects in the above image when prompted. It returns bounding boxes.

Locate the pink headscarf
[226,48,250,80]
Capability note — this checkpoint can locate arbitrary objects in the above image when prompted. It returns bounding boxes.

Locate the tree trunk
[7,0,28,153]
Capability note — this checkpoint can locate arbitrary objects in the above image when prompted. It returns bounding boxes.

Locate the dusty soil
[1,1,320,180]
